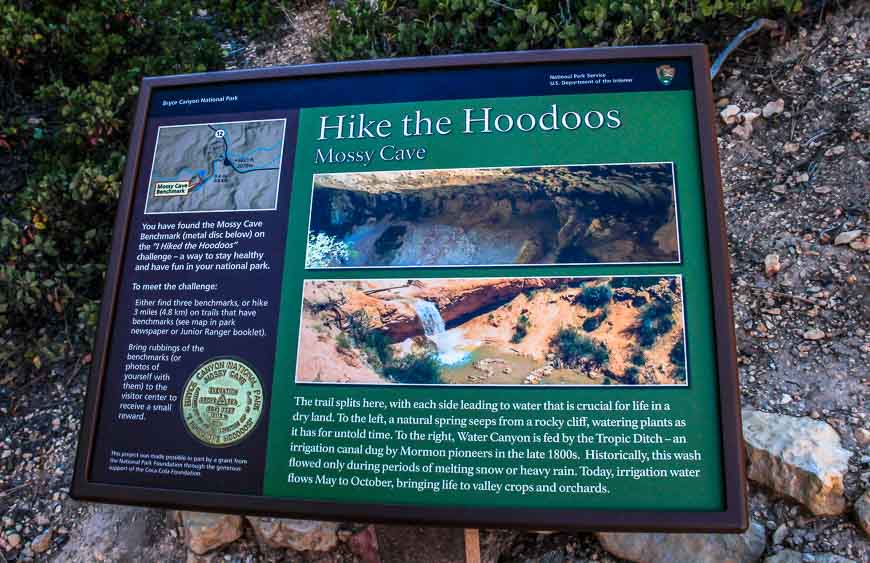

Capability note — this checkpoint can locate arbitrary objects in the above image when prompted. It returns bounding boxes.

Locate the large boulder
[247,517,338,551]
[742,409,852,515]
[179,511,243,555]
[596,519,766,563]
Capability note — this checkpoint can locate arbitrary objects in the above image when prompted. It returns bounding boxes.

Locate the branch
[711,18,779,80]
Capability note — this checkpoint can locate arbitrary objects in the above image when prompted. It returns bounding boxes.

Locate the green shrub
[344,309,443,383]
[551,327,609,367]
[637,298,675,347]
[384,352,442,384]
[346,310,394,369]
[623,366,640,385]
[582,307,608,332]
[582,315,600,332]
[205,0,287,31]
[0,0,292,374]
[511,312,531,343]
[577,285,613,311]
[335,332,351,351]
[319,0,803,62]
[610,277,654,291]
[0,0,230,371]
[630,349,646,366]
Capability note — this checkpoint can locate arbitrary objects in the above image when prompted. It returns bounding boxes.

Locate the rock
[764,550,856,563]
[741,111,761,126]
[772,523,789,545]
[57,505,156,562]
[734,123,754,140]
[721,104,741,124]
[849,236,869,252]
[833,230,861,246]
[855,427,870,447]
[332,278,569,341]
[855,489,870,536]
[765,254,781,277]
[597,520,765,563]
[247,517,338,551]
[802,328,825,341]
[515,237,544,263]
[180,512,243,555]
[742,409,852,515]
[7,532,21,548]
[763,98,785,118]
[31,529,52,553]
[348,525,379,563]
[784,142,800,153]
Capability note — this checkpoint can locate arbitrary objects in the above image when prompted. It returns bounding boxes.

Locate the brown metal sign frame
[71,44,747,533]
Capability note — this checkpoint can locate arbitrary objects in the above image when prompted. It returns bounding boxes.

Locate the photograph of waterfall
[304,162,680,269]
[295,276,688,386]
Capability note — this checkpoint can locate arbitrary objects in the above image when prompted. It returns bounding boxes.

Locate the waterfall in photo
[413,300,471,366]
[415,300,446,337]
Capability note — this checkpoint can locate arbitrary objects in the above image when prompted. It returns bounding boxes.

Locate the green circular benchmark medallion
[181,357,264,447]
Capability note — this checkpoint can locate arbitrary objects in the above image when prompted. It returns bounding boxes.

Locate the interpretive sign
[72,46,747,532]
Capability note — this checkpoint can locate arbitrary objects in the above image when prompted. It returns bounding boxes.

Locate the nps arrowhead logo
[656,64,676,86]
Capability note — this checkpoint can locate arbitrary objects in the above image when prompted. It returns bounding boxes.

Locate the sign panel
[72,46,747,532]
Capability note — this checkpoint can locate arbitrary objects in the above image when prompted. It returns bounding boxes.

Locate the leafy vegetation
[0,1,227,371]
[319,0,803,62]
[384,352,441,384]
[582,307,608,332]
[551,327,609,368]
[346,310,394,370]
[345,309,443,383]
[630,349,646,366]
[637,297,675,347]
[0,1,287,373]
[511,312,531,343]
[576,284,613,311]
[335,332,351,351]
[207,0,288,31]
[610,277,654,291]
[623,366,640,385]
[306,232,352,268]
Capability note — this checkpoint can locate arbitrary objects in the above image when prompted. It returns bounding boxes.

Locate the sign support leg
[464,528,481,563]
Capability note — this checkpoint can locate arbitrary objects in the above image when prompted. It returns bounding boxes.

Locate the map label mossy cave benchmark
[72,46,747,532]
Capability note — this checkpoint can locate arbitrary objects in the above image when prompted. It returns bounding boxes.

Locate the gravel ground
[224,1,328,70]
[717,7,869,560]
[0,2,867,562]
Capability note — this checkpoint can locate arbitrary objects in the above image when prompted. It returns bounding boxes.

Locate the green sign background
[262,90,724,511]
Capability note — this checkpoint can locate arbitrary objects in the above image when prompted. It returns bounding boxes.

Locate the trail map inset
[145,119,286,214]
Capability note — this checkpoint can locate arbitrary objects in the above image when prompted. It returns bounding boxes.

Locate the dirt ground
[0,2,867,562]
